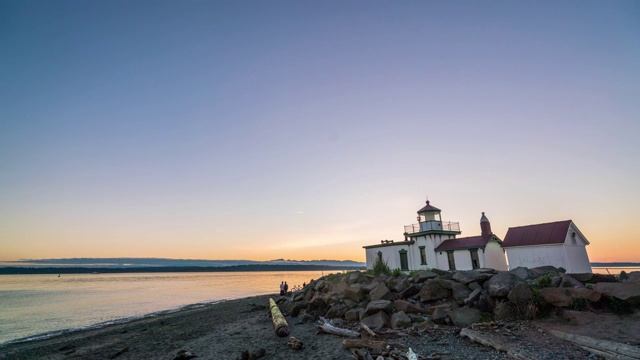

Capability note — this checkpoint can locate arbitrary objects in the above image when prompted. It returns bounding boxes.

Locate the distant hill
[590,262,640,267]
[0,257,365,269]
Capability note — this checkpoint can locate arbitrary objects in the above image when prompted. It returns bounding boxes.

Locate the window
[571,232,577,244]
[419,246,427,265]
[399,250,409,271]
[470,249,480,269]
[447,251,456,270]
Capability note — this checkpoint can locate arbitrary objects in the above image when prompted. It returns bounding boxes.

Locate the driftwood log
[317,317,360,338]
[360,322,378,337]
[342,338,389,350]
[548,329,640,360]
[459,328,532,360]
[268,298,289,337]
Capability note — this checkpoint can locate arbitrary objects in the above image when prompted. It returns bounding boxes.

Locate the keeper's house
[363,201,508,272]
[501,220,592,273]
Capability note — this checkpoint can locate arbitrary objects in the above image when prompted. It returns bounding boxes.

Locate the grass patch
[570,296,589,311]
[372,257,392,276]
[391,268,403,277]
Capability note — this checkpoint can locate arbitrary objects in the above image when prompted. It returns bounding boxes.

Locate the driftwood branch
[317,317,360,338]
[287,336,304,350]
[268,298,289,337]
[459,328,532,360]
[548,329,640,360]
[360,322,378,337]
[342,338,389,350]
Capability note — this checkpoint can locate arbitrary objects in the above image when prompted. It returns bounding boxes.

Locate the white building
[501,220,592,273]
[363,201,508,272]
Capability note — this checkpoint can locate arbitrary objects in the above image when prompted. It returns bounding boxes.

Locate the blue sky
[1,1,639,262]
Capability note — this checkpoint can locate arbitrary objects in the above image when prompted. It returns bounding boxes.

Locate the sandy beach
[3,291,630,360]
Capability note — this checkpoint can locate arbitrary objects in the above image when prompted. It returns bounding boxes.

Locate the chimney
[480,212,492,239]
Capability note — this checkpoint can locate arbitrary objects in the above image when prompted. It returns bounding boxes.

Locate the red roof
[434,236,490,251]
[501,220,572,248]
[417,201,441,213]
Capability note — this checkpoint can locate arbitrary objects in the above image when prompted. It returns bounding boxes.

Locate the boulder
[530,266,561,278]
[412,270,438,283]
[508,283,533,304]
[392,278,410,293]
[510,267,533,280]
[296,309,315,323]
[419,279,452,302]
[344,285,364,302]
[390,311,412,329]
[452,270,490,285]
[325,303,348,318]
[493,301,516,321]
[343,299,358,309]
[450,281,472,304]
[291,301,309,317]
[473,291,495,313]
[399,284,420,299]
[627,272,640,283]
[465,287,482,305]
[431,306,448,325]
[448,307,481,327]
[361,311,390,330]
[559,275,584,288]
[431,268,451,276]
[468,281,482,291]
[365,300,393,315]
[485,272,520,297]
[347,271,363,284]
[539,288,602,307]
[394,299,423,314]
[592,282,640,306]
[345,308,363,321]
[370,283,393,301]
[570,273,594,283]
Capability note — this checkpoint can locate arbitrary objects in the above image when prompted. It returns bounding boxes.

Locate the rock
[390,311,412,329]
[394,299,423,314]
[485,272,520,297]
[627,272,640,282]
[539,288,602,307]
[508,283,533,304]
[345,308,362,321]
[365,300,393,315]
[412,270,438,283]
[559,275,584,288]
[362,281,378,293]
[450,281,472,304]
[173,350,197,360]
[291,301,309,317]
[347,271,363,284]
[510,267,533,280]
[474,291,495,313]
[570,273,594,283]
[590,274,617,283]
[392,279,410,293]
[493,301,515,321]
[431,306,448,325]
[419,279,452,302]
[619,271,629,281]
[343,299,358,309]
[344,285,364,302]
[361,311,390,330]
[370,283,393,301]
[530,266,561,278]
[325,303,348,318]
[399,284,420,298]
[296,309,315,323]
[592,282,640,305]
[415,318,436,330]
[430,268,451,276]
[452,270,490,285]
[468,281,481,291]
[448,307,481,327]
[465,287,482,305]
[561,310,600,326]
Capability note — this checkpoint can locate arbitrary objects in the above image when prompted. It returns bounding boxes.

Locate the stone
[430,268,450,276]
[627,272,640,282]
[493,301,516,321]
[412,270,438,283]
[468,282,481,291]
[347,271,363,284]
[485,272,520,297]
[344,285,364,302]
[452,270,490,285]
[539,288,602,307]
[448,307,481,327]
[343,299,358,309]
[508,283,533,304]
[510,267,533,280]
[590,274,617,283]
[296,309,315,323]
[345,308,362,321]
[392,279,410,293]
[391,311,412,329]
[394,299,423,314]
[419,279,452,302]
[465,287,482,305]
[530,266,561,278]
[450,281,472,304]
[399,284,420,298]
[415,318,436,330]
[370,283,393,301]
[365,300,393,315]
[561,310,600,326]
[361,311,390,330]
[570,273,594,283]
[431,306,448,325]
[291,301,309,317]
[592,282,640,305]
[325,303,348,318]
[559,275,584,288]
[473,291,495,313]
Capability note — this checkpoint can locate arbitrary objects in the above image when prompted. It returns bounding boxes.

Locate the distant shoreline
[0,264,365,275]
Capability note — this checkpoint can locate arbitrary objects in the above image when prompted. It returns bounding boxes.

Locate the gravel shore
[1,293,634,360]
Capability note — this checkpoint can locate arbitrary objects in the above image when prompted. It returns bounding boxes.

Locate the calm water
[0,271,327,345]
[592,267,640,275]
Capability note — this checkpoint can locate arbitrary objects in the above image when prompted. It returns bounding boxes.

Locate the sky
[1,1,639,263]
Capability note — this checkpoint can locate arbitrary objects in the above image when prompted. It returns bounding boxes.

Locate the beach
[2,291,629,360]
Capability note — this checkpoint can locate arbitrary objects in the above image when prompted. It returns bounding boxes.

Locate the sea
[0,270,327,346]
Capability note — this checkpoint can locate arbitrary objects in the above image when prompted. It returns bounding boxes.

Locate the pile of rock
[285,267,640,331]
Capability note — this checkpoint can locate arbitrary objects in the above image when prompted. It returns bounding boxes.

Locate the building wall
[505,245,569,270]
[564,245,592,273]
[484,241,509,271]
[364,243,413,271]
